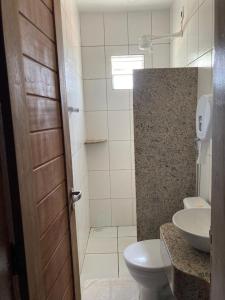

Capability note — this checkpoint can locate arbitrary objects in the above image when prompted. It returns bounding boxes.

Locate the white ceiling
[77,0,173,12]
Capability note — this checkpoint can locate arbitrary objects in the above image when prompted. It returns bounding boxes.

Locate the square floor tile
[119,254,133,279]
[118,226,137,237]
[81,254,118,282]
[118,237,137,253]
[86,238,117,254]
[90,227,118,239]
[82,279,140,300]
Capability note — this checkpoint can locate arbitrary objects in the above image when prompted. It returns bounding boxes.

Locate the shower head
[138,7,184,51]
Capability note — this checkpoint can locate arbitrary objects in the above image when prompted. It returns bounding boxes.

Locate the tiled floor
[82,279,139,300]
[81,226,137,285]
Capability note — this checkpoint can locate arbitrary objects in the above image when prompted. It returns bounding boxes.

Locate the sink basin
[172,208,211,253]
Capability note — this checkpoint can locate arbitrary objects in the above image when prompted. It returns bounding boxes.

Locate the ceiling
[77,0,173,12]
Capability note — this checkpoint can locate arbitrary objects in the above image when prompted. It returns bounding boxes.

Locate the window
[111,55,144,90]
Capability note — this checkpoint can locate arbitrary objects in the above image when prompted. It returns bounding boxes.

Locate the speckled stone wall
[133,68,198,241]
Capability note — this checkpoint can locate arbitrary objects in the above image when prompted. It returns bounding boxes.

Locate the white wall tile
[171,0,214,203]
[197,51,213,98]
[105,46,128,78]
[187,11,198,64]
[107,79,130,110]
[187,0,199,20]
[81,13,104,46]
[84,79,107,111]
[112,199,133,226]
[110,170,132,198]
[170,31,187,67]
[199,0,213,56]
[128,45,152,69]
[81,10,170,226]
[104,12,128,45]
[152,10,170,35]
[82,46,106,79]
[89,171,110,199]
[132,198,137,225]
[131,141,135,171]
[199,0,207,5]
[90,199,111,227]
[199,154,211,201]
[87,142,109,171]
[128,12,151,45]
[152,44,170,68]
[86,111,108,140]
[108,111,130,141]
[131,170,136,199]
[109,141,131,170]
[130,111,134,140]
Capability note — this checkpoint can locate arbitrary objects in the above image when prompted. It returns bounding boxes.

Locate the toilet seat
[123,239,167,272]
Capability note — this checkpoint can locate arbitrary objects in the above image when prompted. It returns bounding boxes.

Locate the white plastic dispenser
[196,94,213,163]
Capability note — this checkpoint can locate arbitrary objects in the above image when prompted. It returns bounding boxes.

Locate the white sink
[172,208,211,253]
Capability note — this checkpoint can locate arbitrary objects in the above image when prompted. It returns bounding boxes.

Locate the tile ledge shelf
[85,139,107,144]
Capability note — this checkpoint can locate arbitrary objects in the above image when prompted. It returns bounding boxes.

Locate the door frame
[0,0,81,299]
[53,1,81,299]
[211,0,225,299]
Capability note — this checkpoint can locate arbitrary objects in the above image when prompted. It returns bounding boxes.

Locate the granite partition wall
[133,68,198,241]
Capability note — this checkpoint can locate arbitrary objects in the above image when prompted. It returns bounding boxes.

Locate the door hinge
[209,228,212,245]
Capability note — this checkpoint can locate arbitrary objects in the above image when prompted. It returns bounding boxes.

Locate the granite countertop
[160,223,210,284]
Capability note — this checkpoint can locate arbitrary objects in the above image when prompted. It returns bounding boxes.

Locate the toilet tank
[183,197,210,209]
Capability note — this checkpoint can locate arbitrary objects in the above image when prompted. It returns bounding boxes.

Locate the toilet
[124,197,210,300]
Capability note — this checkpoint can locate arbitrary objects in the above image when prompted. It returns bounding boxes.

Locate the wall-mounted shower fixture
[138,7,184,51]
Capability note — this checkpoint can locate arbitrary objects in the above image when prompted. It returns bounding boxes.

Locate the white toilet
[124,197,210,300]
[124,239,172,300]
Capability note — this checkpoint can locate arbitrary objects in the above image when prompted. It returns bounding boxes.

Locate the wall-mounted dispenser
[196,94,213,163]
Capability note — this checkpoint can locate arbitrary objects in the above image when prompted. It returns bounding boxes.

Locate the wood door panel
[62,282,74,300]
[40,210,68,268]
[23,57,59,99]
[28,96,61,132]
[43,233,70,295]
[47,258,73,300]
[41,0,53,12]
[33,156,65,202]
[1,0,79,298]
[31,129,64,168]
[37,183,67,236]
[19,0,55,41]
[20,16,57,71]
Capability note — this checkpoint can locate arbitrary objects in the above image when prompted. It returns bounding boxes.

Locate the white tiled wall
[60,0,90,270]
[170,0,214,202]
[80,10,170,227]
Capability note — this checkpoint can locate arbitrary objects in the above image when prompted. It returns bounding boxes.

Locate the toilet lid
[123,239,167,272]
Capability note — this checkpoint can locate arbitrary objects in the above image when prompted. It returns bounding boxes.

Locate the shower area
[72,8,171,284]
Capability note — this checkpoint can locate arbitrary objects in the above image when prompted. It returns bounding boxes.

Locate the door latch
[71,189,82,209]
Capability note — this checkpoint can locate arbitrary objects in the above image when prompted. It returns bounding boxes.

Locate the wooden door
[211,0,225,299]
[0,0,80,299]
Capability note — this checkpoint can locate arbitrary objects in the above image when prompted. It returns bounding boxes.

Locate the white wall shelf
[85,139,107,144]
